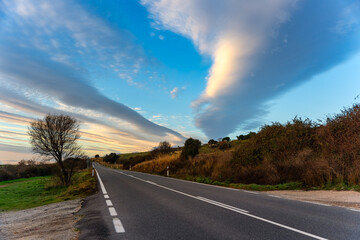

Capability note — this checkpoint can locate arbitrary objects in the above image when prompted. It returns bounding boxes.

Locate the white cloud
[170,87,178,99]
[143,0,360,138]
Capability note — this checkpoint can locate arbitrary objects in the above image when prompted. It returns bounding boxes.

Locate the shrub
[219,141,231,151]
[222,137,230,142]
[151,141,173,157]
[103,153,118,164]
[208,139,218,148]
[180,138,202,160]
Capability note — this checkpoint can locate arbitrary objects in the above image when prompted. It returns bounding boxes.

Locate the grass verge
[180,176,360,191]
[0,170,96,212]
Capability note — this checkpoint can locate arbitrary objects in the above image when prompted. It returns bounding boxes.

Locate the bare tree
[28,114,82,186]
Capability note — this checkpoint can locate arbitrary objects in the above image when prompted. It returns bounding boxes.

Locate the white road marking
[303,201,331,207]
[106,200,113,206]
[197,196,248,213]
[117,169,239,191]
[118,171,327,240]
[243,190,259,194]
[146,180,158,185]
[96,171,107,194]
[95,167,125,233]
[109,207,117,216]
[348,208,360,213]
[113,218,125,233]
[268,194,282,199]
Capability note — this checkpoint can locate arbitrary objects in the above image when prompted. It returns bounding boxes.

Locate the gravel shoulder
[266,190,360,209]
[0,199,82,240]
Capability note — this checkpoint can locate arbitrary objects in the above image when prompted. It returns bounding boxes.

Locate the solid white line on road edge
[243,190,259,194]
[113,218,125,233]
[197,196,248,213]
[303,201,331,207]
[104,194,109,199]
[348,208,360,213]
[109,207,118,216]
[146,180,158,185]
[118,171,327,240]
[106,200,113,206]
[116,168,240,191]
[96,170,107,195]
[268,195,282,199]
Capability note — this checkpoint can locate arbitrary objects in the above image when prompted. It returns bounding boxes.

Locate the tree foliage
[151,141,173,157]
[103,153,118,164]
[208,139,218,148]
[180,138,201,160]
[28,114,82,186]
[222,137,230,142]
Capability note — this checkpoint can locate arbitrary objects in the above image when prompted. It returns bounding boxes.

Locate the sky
[0,0,359,164]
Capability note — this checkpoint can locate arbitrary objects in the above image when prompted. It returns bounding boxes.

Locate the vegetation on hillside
[99,104,360,190]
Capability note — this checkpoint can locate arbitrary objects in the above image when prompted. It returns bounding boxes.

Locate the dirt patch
[0,199,82,240]
[266,190,360,209]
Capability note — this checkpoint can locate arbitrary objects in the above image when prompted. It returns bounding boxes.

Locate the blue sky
[0,0,359,163]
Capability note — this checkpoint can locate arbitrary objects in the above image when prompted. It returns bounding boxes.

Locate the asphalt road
[77,163,360,240]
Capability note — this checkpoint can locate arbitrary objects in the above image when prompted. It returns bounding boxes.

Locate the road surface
[77,163,360,239]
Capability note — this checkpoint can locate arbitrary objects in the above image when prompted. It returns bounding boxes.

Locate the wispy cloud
[143,0,360,138]
[0,0,185,160]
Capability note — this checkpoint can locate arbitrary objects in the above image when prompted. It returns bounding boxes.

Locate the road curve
[77,163,360,240]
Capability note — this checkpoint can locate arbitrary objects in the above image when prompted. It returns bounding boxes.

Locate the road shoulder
[0,199,82,240]
[266,190,360,209]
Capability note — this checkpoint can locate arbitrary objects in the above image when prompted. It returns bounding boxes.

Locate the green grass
[180,175,360,191]
[180,176,304,191]
[0,170,96,212]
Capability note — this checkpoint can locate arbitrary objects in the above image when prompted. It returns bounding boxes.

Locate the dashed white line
[95,168,125,233]
[106,200,113,206]
[108,207,117,216]
[118,171,327,240]
[113,218,125,233]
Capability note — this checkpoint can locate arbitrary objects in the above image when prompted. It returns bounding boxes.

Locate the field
[0,170,96,211]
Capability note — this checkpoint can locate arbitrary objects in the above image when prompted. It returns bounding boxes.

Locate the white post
[92,167,95,177]
[129,165,131,171]
[167,166,169,177]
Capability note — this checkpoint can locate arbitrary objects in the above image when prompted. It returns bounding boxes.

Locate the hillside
[97,104,360,190]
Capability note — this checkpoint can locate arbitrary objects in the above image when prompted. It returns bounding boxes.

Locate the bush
[151,141,173,157]
[222,137,230,142]
[103,153,118,164]
[219,141,231,151]
[0,161,56,181]
[180,138,202,160]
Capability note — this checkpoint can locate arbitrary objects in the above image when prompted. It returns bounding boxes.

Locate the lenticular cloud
[143,0,360,138]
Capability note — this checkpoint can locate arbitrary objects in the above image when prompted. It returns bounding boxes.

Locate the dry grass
[132,153,180,175]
